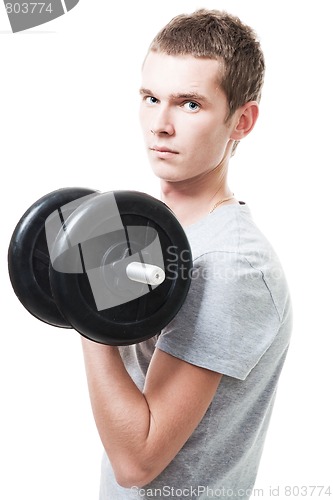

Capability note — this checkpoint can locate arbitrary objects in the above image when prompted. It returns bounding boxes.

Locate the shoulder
[186,203,273,281]
[185,203,271,258]
[185,204,290,321]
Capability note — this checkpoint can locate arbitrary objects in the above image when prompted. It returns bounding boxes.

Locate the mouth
[150,146,179,158]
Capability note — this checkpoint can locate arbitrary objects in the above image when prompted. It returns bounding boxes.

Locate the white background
[1,1,332,499]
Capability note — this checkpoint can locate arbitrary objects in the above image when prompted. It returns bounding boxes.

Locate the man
[81,9,292,499]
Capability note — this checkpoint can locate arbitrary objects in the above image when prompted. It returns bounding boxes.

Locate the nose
[151,106,175,136]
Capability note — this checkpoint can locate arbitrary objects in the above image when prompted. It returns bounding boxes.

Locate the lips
[150,147,179,160]
[150,146,179,154]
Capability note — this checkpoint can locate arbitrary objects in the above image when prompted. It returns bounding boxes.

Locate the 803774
[5,3,53,14]
[282,485,332,497]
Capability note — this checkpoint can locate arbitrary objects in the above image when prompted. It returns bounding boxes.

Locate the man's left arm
[81,338,222,488]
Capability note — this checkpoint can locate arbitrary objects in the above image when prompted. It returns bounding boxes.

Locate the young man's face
[139,51,234,184]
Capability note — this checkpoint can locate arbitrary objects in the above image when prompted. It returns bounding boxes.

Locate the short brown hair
[149,9,265,121]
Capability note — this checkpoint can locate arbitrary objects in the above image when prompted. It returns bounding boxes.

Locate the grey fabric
[99,203,292,499]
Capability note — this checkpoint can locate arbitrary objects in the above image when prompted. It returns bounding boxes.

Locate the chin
[149,159,193,184]
[150,163,173,180]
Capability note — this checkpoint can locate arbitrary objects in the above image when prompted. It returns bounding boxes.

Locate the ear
[230,101,259,141]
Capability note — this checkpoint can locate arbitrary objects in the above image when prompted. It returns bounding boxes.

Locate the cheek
[139,106,146,128]
[184,121,230,171]
[139,103,151,124]
[139,109,151,142]
[187,119,226,152]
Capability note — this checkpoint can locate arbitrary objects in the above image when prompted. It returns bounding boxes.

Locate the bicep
[140,347,222,483]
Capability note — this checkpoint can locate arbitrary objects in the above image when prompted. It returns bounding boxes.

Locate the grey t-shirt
[99,203,292,500]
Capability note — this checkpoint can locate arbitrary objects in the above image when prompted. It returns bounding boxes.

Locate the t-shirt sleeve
[156,251,281,380]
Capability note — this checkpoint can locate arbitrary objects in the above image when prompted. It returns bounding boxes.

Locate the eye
[183,101,200,112]
[144,96,159,105]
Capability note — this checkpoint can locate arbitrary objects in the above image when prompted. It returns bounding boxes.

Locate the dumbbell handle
[126,262,165,286]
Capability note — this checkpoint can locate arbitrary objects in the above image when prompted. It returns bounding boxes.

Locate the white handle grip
[126,262,165,286]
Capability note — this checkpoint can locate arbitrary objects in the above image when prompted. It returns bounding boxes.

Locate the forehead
[141,51,223,99]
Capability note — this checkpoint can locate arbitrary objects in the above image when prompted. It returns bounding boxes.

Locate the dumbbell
[8,187,192,345]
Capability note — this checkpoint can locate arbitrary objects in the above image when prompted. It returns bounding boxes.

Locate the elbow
[112,458,157,489]
[115,469,153,489]
[115,474,149,489]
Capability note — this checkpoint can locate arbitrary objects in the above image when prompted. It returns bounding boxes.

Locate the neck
[160,161,234,226]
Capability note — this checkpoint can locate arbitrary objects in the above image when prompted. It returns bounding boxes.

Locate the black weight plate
[8,187,99,328]
[50,191,192,345]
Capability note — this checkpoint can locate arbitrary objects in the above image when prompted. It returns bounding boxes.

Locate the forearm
[81,337,222,488]
[81,338,153,485]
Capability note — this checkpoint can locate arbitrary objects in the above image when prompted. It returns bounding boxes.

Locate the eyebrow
[139,88,209,103]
